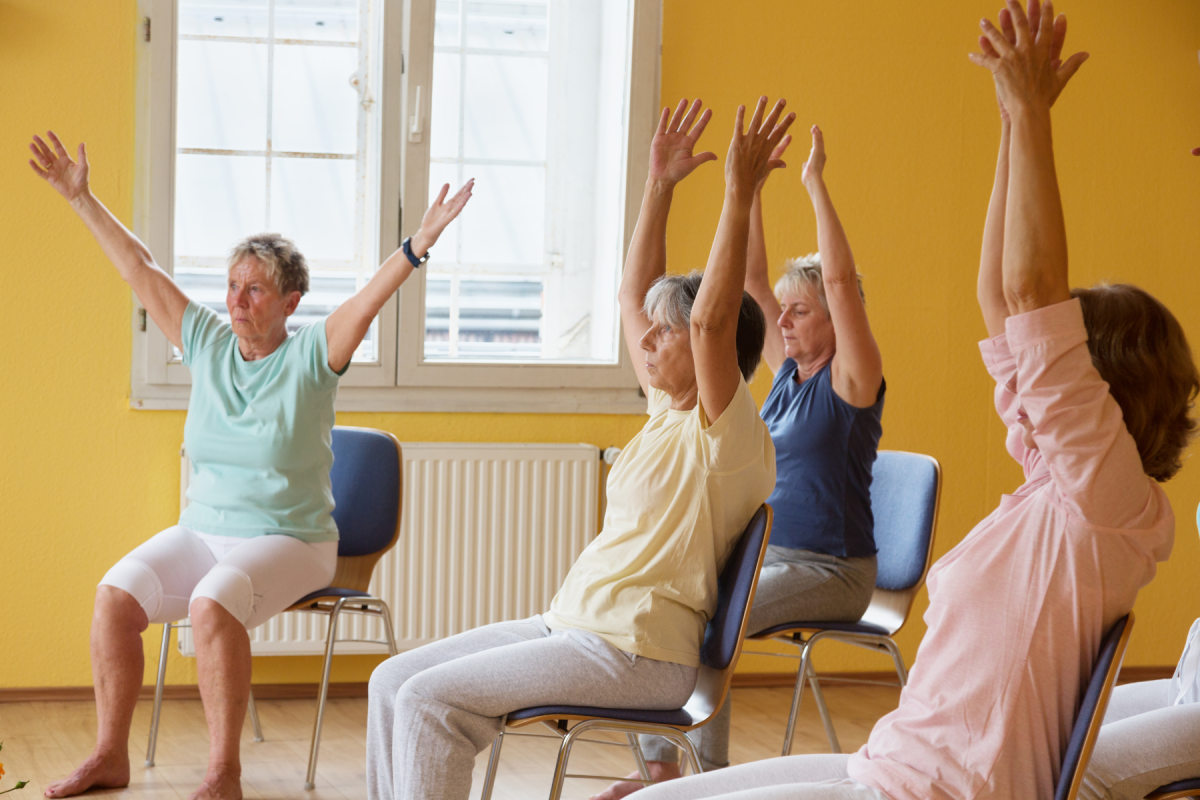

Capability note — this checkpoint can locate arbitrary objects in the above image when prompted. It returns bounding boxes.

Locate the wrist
[410,229,435,258]
[68,189,95,213]
[646,177,676,196]
[725,182,756,205]
[1006,97,1051,123]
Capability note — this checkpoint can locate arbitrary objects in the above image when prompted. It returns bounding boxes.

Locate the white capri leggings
[99,525,338,629]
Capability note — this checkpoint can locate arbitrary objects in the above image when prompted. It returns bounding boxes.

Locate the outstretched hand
[29,131,89,203]
[801,126,827,187]
[726,97,795,196]
[756,134,792,191]
[969,0,1088,114]
[414,179,473,253]
[649,99,717,185]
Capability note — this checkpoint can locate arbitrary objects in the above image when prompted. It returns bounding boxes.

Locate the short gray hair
[774,252,864,310]
[643,270,767,381]
[228,233,309,297]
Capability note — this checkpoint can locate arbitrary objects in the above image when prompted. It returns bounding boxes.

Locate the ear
[284,291,302,316]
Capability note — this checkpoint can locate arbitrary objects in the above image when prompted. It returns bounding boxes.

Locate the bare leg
[44,586,148,798]
[590,762,684,800]
[187,599,249,800]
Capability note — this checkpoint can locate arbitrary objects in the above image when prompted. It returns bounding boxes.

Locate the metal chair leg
[547,724,584,800]
[378,600,400,657]
[782,638,813,756]
[883,638,909,686]
[247,689,263,742]
[627,733,651,782]
[305,597,346,790]
[145,621,173,767]
[666,730,704,777]
[806,660,841,754]
[479,722,507,800]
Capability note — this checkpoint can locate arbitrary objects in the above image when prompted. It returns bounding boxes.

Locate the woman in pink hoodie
[636,2,1199,799]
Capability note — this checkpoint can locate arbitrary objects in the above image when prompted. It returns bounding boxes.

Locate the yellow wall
[2,0,1199,689]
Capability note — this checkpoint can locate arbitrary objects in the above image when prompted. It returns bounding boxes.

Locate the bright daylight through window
[422,0,630,363]
[172,0,383,363]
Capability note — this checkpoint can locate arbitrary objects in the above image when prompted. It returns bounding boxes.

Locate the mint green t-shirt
[178,302,344,543]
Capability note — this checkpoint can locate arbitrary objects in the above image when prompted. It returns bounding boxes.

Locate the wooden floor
[0,682,900,800]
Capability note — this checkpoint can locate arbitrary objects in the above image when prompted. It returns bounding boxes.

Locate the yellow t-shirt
[543,377,776,667]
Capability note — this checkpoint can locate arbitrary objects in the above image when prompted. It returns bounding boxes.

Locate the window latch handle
[408,85,423,143]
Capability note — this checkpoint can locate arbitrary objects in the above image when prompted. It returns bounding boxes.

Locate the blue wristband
[402,236,430,268]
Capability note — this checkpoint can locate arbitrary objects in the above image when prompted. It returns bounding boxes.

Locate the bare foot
[44,751,130,798]
[589,761,683,800]
[187,768,242,800]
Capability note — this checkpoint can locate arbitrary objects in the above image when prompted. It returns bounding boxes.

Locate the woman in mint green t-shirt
[29,130,471,800]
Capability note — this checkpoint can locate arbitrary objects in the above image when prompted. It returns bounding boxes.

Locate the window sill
[130,383,648,414]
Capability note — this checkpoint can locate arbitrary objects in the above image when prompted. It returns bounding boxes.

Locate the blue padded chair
[1146,780,1200,800]
[146,426,403,790]
[1057,613,1134,800]
[478,505,773,800]
[747,451,941,755]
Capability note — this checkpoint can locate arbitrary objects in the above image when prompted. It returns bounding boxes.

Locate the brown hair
[228,233,310,297]
[1073,284,1200,482]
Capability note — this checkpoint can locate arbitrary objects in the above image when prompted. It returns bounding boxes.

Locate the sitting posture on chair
[636,3,1197,799]
[364,96,789,800]
[605,103,888,800]
[28,132,469,800]
[1079,606,1200,799]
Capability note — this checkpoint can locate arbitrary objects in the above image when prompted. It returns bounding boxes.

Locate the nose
[639,325,656,352]
[777,309,790,329]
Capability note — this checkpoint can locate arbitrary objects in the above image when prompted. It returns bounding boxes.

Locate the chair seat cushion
[508,705,694,727]
[752,619,891,638]
[290,587,373,606]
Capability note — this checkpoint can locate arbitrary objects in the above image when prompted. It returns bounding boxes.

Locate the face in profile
[640,311,696,397]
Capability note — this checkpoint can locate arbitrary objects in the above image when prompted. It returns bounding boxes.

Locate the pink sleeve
[980,333,1031,467]
[1006,298,1153,527]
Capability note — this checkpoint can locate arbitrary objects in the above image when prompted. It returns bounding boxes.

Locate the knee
[188,596,240,637]
[190,566,254,628]
[369,655,423,709]
[95,584,149,633]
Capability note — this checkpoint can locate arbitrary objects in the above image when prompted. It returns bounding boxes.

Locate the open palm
[648,98,717,185]
[29,132,89,202]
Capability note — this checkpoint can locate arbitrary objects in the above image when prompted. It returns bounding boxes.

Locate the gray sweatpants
[636,754,889,800]
[1079,679,1200,800]
[642,547,877,769]
[365,614,697,800]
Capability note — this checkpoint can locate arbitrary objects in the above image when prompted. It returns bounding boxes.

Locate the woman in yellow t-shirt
[365,97,790,800]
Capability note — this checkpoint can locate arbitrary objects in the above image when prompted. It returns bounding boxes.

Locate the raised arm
[692,98,793,422]
[976,4,1072,336]
[972,0,1086,314]
[746,136,791,375]
[29,132,189,350]
[619,99,717,396]
[326,180,472,372]
[801,127,882,408]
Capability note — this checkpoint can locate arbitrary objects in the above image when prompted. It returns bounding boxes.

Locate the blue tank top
[760,359,885,557]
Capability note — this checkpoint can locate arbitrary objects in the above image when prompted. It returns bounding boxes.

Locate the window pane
[463,54,546,161]
[177,41,268,152]
[272,44,360,154]
[429,53,461,160]
[174,154,267,258]
[465,1,548,51]
[434,1,461,46]
[269,157,357,261]
[274,0,359,42]
[424,275,451,358]
[179,0,269,38]
[458,164,544,266]
[423,275,543,360]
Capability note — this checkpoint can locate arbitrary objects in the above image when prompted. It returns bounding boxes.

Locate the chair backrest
[328,426,403,592]
[684,505,772,725]
[1055,613,1135,800]
[860,451,941,634]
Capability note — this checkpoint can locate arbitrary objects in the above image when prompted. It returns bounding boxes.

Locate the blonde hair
[228,233,309,297]
[1072,283,1199,482]
[773,252,865,310]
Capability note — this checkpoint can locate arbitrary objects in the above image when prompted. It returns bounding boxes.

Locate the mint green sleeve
[294,318,348,385]
[180,302,229,367]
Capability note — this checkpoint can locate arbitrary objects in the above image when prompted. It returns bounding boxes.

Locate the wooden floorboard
[0,684,902,800]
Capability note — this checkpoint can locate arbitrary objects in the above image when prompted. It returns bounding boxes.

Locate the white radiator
[177,442,600,656]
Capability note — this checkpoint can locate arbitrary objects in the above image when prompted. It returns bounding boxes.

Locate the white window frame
[131,0,658,414]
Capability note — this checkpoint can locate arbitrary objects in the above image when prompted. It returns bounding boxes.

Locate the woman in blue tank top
[630,126,885,786]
